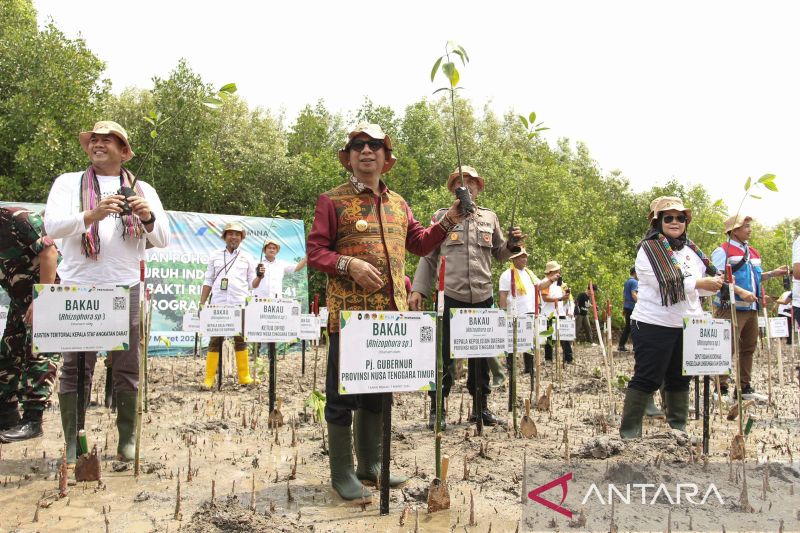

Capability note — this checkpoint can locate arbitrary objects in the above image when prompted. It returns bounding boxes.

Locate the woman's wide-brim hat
[648,196,692,223]
[446,165,485,193]
[544,260,562,273]
[338,122,396,173]
[221,221,246,239]
[79,121,135,162]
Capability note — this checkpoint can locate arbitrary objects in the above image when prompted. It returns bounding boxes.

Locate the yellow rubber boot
[203,351,220,390]
[235,349,255,385]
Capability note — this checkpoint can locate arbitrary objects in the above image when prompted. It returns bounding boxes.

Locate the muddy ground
[0,339,798,532]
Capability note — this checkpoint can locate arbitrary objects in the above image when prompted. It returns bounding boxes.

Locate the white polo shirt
[203,247,256,306]
[252,258,298,299]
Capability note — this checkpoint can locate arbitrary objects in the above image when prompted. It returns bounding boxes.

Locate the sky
[33,1,799,228]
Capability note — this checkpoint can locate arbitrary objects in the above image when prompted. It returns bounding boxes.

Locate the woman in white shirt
[620,197,723,439]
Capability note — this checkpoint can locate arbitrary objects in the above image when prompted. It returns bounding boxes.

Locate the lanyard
[221,249,240,277]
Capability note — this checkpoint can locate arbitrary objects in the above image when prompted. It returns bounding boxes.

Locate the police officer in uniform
[409,166,523,428]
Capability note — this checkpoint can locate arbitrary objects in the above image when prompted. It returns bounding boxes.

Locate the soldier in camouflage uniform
[0,207,60,443]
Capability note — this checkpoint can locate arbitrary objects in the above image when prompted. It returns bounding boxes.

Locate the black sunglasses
[662,214,687,223]
[349,139,385,152]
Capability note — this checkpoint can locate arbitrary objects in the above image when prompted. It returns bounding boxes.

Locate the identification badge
[220,278,229,291]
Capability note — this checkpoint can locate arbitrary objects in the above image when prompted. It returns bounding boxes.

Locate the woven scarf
[80,166,145,259]
[511,267,527,296]
[639,234,717,307]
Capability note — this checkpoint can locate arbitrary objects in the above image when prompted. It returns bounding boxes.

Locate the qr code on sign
[291,307,299,316]
[420,326,433,343]
[498,316,506,328]
[113,297,126,311]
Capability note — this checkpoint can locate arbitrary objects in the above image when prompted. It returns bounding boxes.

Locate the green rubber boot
[663,390,689,432]
[353,409,408,486]
[644,394,665,419]
[327,422,368,500]
[115,391,138,461]
[619,388,650,439]
[58,393,78,464]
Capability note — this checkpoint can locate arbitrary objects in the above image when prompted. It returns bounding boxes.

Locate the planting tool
[427,454,450,512]
[520,398,537,438]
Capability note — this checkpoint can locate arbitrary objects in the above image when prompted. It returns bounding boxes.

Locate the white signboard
[338,311,436,394]
[243,298,301,342]
[757,316,767,328]
[299,314,320,341]
[506,315,534,352]
[182,313,202,333]
[32,284,130,353]
[450,308,507,359]
[0,305,7,334]
[318,307,329,328]
[682,317,732,376]
[200,304,242,337]
[768,317,789,338]
[555,318,576,341]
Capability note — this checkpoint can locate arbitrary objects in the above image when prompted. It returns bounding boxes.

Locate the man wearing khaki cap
[497,248,557,380]
[199,221,259,389]
[540,260,574,363]
[252,239,306,299]
[307,123,464,500]
[711,214,788,401]
[409,165,524,429]
[45,120,170,463]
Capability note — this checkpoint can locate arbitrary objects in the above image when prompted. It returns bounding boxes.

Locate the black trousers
[544,316,573,363]
[324,333,382,426]
[628,320,690,393]
[618,308,634,348]
[427,294,493,403]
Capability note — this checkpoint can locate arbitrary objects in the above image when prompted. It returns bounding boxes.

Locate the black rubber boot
[0,403,20,431]
[427,403,447,430]
[104,365,114,409]
[619,388,650,439]
[353,409,408,486]
[663,390,689,432]
[327,422,368,500]
[0,410,43,443]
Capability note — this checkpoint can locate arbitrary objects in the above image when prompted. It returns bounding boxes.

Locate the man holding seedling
[711,214,787,401]
[45,120,169,462]
[252,239,306,299]
[199,221,259,389]
[409,165,524,429]
[307,123,464,501]
[0,207,60,443]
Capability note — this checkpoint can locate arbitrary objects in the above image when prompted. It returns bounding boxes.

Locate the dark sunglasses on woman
[662,214,686,223]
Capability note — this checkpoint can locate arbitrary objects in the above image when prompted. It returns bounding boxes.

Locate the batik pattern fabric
[324,182,410,333]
